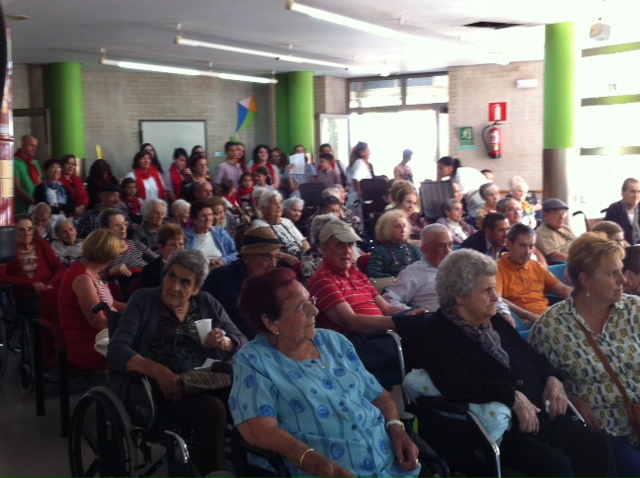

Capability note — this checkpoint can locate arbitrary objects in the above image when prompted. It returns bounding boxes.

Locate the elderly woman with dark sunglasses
[230,267,421,477]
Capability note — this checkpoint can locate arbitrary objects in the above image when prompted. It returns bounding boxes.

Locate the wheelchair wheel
[69,386,137,477]
[0,319,7,380]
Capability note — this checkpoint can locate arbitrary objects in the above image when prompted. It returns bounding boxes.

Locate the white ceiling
[2,0,639,78]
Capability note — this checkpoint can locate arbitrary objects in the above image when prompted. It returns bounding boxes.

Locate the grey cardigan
[107,286,247,397]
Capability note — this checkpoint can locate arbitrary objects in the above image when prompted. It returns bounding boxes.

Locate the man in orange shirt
[496,223,572,325]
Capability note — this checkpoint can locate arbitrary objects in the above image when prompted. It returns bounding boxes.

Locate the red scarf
[236,186,255,206]
[134,167,166,200]
[224,194,240,209]
[169,164,184,199]
[15,148,41,186]
[121,196,142,216]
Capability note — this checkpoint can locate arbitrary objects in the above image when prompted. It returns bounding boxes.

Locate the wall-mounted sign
[457,126,476,150]
[488,102,507,122]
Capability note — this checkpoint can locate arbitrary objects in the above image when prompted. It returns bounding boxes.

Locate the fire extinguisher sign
[488,102,507,122]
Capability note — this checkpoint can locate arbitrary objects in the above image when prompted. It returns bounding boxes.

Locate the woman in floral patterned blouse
[531,232,640,475]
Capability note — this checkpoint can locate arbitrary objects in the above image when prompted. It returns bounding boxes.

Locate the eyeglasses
[282,297,317,314]
[17,226,34,233]
[505,207,523,213]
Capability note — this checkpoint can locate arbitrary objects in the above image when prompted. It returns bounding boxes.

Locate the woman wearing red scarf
[125,151,166,201]
[161,147,190,203]
[251,144,280,190]
[59,154,90,216]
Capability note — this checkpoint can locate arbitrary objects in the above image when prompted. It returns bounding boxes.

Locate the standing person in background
[315,153,341,188]
[346,141,374,217]
[14,134,41,214]
[59,154,89,217]
[393,149,414,183]
[436,156,486,218]
[126,151,166,201]
[270,147,290,198]
[162,147,191,204]
[212,141,243,186]
[34,159,77,217]
[191,144,205,157]
[320,143,348,188]
[140,143,163,173]
[287,146,317,199]
[86,159,118,209]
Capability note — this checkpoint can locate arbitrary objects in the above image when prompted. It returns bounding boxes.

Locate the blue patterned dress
[229,329,420,477]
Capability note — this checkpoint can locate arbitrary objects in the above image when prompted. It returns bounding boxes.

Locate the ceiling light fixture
[286,1,417,43]
[99,56,277,84]
[175,34,380,73]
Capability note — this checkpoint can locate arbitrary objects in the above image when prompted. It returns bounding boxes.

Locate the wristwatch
[385,419,405,431]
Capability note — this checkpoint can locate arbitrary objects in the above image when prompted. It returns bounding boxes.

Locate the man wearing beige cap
[202,226,283,339]
[308,219,413,333]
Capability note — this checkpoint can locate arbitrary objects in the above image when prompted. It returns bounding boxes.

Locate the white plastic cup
[195,318,212,343]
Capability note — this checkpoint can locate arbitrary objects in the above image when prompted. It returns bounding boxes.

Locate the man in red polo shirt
[308,220,412,333]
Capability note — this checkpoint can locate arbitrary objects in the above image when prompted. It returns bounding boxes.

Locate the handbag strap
[576,320,632,404]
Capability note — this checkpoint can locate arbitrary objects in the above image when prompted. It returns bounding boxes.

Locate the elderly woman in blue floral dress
[229,267,421,477]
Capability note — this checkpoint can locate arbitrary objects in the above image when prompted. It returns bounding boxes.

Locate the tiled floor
[0,352,81,476]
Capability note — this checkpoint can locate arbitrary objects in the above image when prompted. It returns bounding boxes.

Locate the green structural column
[542,22,577,203]
[43,63,86,159]
[275,73,290,152]
[286,72,315,154]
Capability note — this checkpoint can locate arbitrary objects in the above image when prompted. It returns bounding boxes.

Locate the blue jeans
[611,435,640,476]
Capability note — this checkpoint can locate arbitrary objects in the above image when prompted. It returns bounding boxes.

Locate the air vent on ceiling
[464,21,522,30]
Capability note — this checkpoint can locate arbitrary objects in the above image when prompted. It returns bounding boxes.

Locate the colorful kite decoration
[236,96,258,131]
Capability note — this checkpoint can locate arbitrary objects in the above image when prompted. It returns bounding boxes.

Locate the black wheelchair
[68,302,230,477]
[0,284,35,391]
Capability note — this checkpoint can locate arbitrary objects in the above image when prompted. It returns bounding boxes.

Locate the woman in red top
[125,151,166,201]
[59,229,126,371]
[59,154,90,217]
[86,159,119,209]
[0,214,65,320]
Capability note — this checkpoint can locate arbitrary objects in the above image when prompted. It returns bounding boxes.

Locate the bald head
[20,135,38,157]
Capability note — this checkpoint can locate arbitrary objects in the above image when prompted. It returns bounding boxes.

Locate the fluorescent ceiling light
[99,57,277,84]
[175,35,380,73]
[286,1,417,43]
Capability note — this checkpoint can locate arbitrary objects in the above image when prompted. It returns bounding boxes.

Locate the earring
[586,289,591,297]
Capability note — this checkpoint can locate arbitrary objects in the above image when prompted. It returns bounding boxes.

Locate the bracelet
[385,419,405,432]
[299,448,315,468]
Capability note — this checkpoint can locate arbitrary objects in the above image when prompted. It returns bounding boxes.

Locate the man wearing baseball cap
[308,219,411,333]
[76,182,128,238]
[202,226,283,339]
[535,198,576,262]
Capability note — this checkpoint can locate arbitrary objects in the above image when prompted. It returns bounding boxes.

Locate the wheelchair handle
[91,302,110,315]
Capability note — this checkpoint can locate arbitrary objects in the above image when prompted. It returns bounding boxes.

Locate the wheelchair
[0,284,35,391]
[68,302,228,477]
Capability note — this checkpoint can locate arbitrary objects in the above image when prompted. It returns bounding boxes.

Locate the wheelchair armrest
[412,434,451,477]
[231,428,290,477]
[35,318,67,352]
[415,396,469,415]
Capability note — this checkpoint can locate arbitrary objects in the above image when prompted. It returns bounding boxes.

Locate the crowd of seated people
[9,134,640,476]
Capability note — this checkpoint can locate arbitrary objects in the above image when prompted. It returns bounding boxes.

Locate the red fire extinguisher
[481,122,502,159]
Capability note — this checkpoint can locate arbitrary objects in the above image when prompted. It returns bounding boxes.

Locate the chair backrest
[547,262,567,282]
[419,180,454,222]
[360,178,388,201]
[298,183,325,209]
[37,288,62,367]
[356,253,371,272]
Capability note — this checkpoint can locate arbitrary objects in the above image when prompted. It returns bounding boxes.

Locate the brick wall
[448,60,544,191]
[13,65,276,178]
